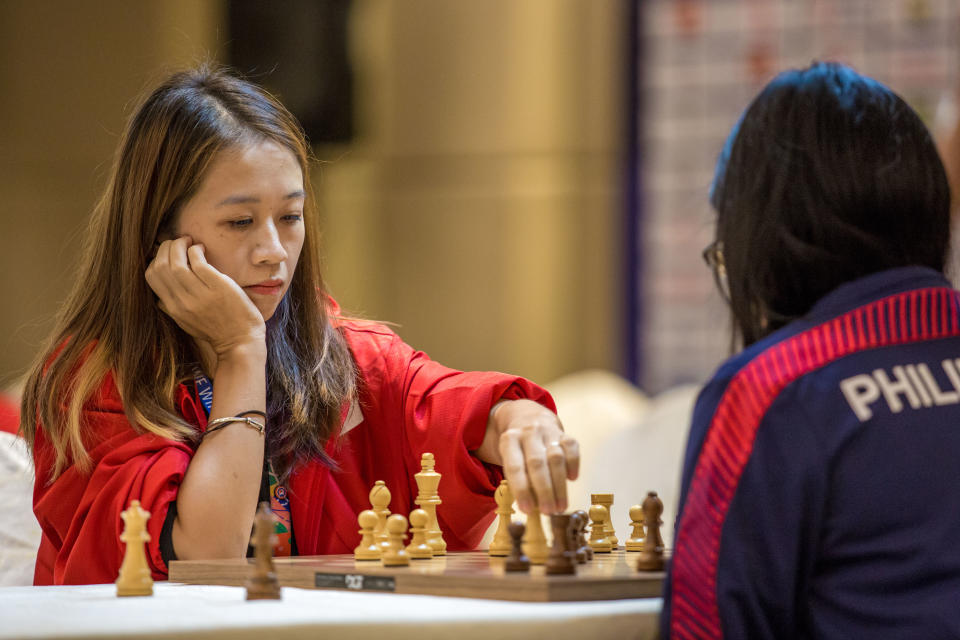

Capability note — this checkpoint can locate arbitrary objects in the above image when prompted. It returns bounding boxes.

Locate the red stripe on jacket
[670,287,960,640]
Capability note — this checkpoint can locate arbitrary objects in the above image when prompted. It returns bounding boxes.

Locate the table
[0,583,662,640]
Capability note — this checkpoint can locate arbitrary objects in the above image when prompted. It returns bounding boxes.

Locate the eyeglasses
[701,240,730,302]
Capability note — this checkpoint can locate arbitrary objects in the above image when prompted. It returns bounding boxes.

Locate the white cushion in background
[545,369,651,515]
[585,383,699,548]
[0,431,40,585]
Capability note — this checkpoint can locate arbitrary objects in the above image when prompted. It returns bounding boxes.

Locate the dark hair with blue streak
[710,61,950,347]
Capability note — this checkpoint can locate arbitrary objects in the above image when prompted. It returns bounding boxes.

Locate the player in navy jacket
[662,62,960,639]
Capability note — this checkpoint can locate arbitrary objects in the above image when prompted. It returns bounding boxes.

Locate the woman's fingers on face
[150,239,171,270]
[168,238,199,289]
[144,263,169,300]
[185,244,219,287]
[499,429,534,514]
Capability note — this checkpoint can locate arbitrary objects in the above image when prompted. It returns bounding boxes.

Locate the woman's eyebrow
[216,190,305,207]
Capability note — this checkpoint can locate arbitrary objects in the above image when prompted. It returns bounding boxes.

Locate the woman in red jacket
[20,66,578,585]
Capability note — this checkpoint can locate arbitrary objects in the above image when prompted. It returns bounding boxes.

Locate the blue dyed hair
[710,61,950,347]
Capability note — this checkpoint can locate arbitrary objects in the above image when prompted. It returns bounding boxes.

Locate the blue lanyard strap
[194,369,214,417]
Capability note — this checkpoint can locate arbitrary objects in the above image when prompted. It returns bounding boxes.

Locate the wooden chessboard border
[169,550,665,602]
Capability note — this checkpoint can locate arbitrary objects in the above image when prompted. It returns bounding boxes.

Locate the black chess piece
[246,502,281,599]
[505,521,530,572]
[545,514,576,575]
[636,491,665,572]
[573,509,592,562]
[570,511,587,564]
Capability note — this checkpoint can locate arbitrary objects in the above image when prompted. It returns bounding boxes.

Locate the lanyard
[194,370,214,417]
[193,370,294,555]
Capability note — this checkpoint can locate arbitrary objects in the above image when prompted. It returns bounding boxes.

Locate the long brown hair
[21,66,356,481]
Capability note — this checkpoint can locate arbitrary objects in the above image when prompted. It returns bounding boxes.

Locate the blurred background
[0,0,626,392]
[3,0,960,562]
[4,0,960,396]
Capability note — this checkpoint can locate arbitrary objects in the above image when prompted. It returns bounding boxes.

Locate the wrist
[215,337,267,367]
[488,399,512,434]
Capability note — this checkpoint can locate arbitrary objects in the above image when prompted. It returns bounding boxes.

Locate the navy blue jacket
[663,267,960,639]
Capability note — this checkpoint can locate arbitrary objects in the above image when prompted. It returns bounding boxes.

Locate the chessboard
[169,549,665,602]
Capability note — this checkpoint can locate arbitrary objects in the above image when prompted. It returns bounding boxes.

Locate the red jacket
[0,393,19,435]
[32,319,554,585]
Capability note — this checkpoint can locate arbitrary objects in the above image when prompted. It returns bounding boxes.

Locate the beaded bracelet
[203,415,265,438]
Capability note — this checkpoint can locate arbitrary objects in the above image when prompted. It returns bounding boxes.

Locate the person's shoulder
[334,316,408,369]
[325,297,397,342]
[337,317,398,340]
[694,317,821,439]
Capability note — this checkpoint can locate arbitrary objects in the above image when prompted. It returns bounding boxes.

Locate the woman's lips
[245,280,283,296]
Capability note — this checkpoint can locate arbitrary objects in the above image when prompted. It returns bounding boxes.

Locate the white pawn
[588,504,613,553]
[405,509,434,559]
[382,514,410,567]
[488,480,514,556]
[625,504,645,552]
[369,480,392,552]
[522,504,550,565]
[354,510,381,560]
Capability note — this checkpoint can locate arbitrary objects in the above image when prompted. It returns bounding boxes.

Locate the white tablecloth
[0,583,662,640]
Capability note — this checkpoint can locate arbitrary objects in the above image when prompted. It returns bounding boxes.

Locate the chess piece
[588,504,613,553]
[573,509,593,561]
[116,500,153,597]
[636,491,665,572]
[488,479,514,556]
[625,504,645,552]
[354,509,381,560]
[522,505,550,565]
[591,493,618,548]
[569,511,587,564]
[246,502,282,600]
[382,514,411,566]
[504,521,530,572]
[415,452,447,556]
[545,514,576,575]
[405,509,434,559]
[369,480,392,552]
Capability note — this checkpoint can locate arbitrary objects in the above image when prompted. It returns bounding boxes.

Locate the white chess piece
[488,480,514,556]
[369,480,392,552]
[354,510,381,560]
[415,453,447,555]
[405,509,434,559]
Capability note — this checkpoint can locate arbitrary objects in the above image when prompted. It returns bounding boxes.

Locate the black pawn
[505,521,530,572]
[573,509,593,562]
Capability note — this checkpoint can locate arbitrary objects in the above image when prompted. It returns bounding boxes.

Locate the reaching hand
[491,399,580,515]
